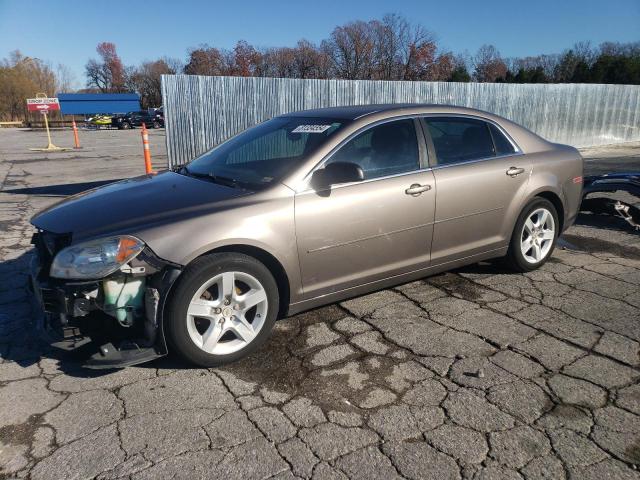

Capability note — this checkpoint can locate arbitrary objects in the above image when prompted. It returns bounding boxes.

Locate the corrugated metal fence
[161,75,640,167]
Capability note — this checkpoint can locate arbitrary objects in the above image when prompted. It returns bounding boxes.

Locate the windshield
[183,117,347,190]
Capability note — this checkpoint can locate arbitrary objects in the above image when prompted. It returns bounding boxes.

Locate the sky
[1,0,639,88]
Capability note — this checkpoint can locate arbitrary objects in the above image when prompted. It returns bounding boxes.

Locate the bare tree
[56,64,76,92]
[472,44,507,82]
[85,59,110,92]
[127,59,179,108]
[261,47,297,77]
[425,52,456,81]
[324,13,438,81]
[85,42,126,92]
[323,21,376,79]
[293,40,330,79]
[371,16,401,79]
[162,57,184,75]
[553,42,595,82]
[507,54,559,81]
[184,45,230,76]
[391,15,437,80]
[231,41,262,77]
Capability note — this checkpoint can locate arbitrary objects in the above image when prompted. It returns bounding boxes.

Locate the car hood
[31,171,252,240]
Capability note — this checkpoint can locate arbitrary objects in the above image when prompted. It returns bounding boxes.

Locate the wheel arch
[519,179,566,232]
[533,190,565,232]
[193,244,291,319]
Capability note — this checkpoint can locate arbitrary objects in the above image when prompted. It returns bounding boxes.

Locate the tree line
[0,51,74,121]
[1,13,638,120]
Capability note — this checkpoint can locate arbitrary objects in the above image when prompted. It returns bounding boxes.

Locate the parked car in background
[30,104,583,369]
[112,110,163,129]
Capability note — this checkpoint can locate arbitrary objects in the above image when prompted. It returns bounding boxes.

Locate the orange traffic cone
[72,120,81,149]
[141,123,155,174]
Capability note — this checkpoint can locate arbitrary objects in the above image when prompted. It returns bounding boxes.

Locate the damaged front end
[30,230,181,369]
[581,172,640,230]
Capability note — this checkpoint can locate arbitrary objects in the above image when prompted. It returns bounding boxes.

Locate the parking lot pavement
[1,128,639,479]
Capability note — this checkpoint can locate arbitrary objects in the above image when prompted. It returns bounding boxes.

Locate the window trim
[298,115,429,192]
[420,114,522,169]
[487,122,517,157]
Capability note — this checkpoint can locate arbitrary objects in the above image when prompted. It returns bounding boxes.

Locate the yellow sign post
[27,93,71,152]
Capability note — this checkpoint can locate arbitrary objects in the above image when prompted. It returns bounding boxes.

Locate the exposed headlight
[50,235,144,279]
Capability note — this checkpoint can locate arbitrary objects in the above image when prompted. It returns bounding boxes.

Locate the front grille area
[32,230,72,273]
[40,285,68,313]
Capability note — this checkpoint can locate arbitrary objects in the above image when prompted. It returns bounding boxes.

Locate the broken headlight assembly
[50,235,145,280]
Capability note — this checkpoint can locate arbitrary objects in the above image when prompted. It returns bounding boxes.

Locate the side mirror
[311,162,364,189]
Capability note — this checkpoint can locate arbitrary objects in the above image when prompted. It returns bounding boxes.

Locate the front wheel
[505,198,559,272]
[165,253,279,367]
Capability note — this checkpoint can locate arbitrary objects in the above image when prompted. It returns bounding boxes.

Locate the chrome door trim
[295,166,435,195]
[430,151,526,171]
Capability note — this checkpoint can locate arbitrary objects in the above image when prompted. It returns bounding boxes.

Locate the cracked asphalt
[1,128,639,480]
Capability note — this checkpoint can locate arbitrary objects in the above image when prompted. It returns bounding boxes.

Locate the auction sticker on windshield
[292,125,332,133]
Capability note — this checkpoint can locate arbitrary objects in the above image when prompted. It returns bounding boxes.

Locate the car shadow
[575,210,637,232]
[452,260,513,275]
[2,179,122,197]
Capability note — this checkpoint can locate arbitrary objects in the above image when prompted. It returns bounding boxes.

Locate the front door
[295,118,436,299]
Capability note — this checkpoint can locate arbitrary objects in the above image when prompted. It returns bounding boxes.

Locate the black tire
[505,197,559,272]
[165,252,279,367]
[121,122,131,130]
[152,121,161,129]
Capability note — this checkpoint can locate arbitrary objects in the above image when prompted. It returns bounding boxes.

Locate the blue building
[57,93,141,115]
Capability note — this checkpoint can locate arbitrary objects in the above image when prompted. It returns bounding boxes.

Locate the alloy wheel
[520,207,555,263]
[186,271,268,355]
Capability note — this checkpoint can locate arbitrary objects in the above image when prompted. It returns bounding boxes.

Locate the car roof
[282,103,486,120]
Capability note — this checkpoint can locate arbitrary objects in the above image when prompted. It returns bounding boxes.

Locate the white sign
[292,124,332,133]
[26,98,59,105]
[26,97,60,112]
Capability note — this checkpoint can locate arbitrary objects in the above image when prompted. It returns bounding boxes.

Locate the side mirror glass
[311,162,364,189]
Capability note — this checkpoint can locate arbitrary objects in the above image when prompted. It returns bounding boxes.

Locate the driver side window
[326,119,420,180]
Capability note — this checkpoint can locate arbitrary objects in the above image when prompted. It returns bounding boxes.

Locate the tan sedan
[31,104,583,368]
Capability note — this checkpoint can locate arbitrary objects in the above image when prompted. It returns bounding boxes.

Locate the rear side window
[327,119,420,180]
[489,123,516,156]
[425,117,495,165]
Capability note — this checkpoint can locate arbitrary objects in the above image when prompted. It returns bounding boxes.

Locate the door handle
[405,183,431,196]
[506,167,525,177]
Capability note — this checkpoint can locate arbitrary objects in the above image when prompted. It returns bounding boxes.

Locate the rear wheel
[505,198,558,272]
[152,120,161,129]
[165,253,279,367]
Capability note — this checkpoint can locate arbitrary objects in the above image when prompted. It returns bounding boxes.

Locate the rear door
[295,118,436,298]
[423,116,531,265]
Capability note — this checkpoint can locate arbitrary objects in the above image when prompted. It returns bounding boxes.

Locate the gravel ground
[1,128,639,480]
